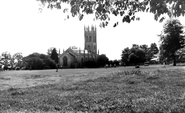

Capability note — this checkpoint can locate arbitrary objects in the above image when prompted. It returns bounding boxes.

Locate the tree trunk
[173,55,176,66]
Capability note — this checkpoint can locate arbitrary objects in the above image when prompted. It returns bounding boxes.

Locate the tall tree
[159,19,185,66]
[51,48,59,64]
[37,0,185,27]
[47,47,55,56]
[121,47,130,66]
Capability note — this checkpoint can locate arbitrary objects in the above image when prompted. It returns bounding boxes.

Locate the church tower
[84,25,97,59]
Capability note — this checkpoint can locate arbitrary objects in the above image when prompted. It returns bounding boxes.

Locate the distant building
[59,25,99,68]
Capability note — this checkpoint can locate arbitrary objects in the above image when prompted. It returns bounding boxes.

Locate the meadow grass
[0,66,185,112]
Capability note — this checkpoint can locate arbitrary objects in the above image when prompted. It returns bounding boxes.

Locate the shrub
[22,53,56,70]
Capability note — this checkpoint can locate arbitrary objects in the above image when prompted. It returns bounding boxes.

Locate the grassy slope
[1,67,185,112]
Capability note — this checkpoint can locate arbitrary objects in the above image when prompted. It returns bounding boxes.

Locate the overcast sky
[0,0,185,60]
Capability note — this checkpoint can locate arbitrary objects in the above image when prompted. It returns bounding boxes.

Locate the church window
[86,36,88,42]
[63,56,68,67]
[89,36,91,42]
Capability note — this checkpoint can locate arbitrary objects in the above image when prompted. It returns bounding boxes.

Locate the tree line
[83,54,120,68]
[0,48,59,70]
[121,43,159,66]
[0,47,112,70]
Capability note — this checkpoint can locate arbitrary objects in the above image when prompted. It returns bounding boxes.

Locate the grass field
[0,65,185,113]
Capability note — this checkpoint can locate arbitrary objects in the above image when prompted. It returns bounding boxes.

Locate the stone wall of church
[59,53,76,68]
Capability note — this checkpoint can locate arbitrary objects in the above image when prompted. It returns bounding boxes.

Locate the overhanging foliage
[37,0,185,27]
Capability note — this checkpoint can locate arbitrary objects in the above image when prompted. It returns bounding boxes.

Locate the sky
[0,0,185,60]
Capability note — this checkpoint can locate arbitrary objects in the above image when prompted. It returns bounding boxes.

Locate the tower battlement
[84,25,97,58]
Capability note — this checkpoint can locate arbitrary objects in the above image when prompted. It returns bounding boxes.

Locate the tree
[84,60,98,68]
[108,60,114,67]
[122,45,145,66]
[176,48,185,62]
[0,52,24,70]
[159,19,185,66]
[0,52,11,69]
[37,0,185,27]
[97,54,109,67]
[140,44,148,53]
[150,43,159,54]
[135,48,146,63]
[12,53,23,69]
[26,57,45,70]
[140,44,152,62]
[121,43,159,65]
[126,47,145,66]
[128,45,146,66]
[130,44,140,53]
[50,48,59,64]
[40,54,56,69]
[159,46,165,64]
[23,53,43,70]
[23,53,56,70]
[113,59,119,66]
[121,47,130,66]
[144,43,159,62]
[128,53,138,65]
[47,47,55,56]
[145,49,154,62]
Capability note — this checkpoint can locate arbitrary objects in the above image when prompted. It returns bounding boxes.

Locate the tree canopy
[0,52,11,68]
[121,43,159,66]
[97,54,109,67]
[159,19,185,66]
[128,48,145,65]
[37,0,185,27]
[0,52,24,70]
[47,47,55,56]
[23,53,56,70]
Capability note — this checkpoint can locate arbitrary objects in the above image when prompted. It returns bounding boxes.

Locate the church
[59,25,99,68]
